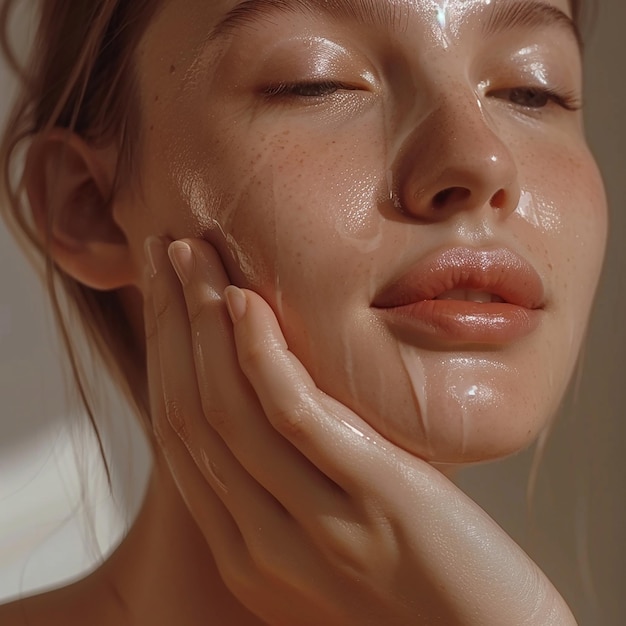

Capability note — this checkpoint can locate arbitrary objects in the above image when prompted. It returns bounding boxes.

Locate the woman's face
[125,0,607,464]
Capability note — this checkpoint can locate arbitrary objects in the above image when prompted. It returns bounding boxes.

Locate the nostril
[490,188,508,210]
[432,187,471,210]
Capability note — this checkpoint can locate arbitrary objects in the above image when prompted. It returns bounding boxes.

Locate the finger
[175,238,350,518]
[226,285,391,492]
[146,246,333,611]
[146,237,298,545]
[143,245,246,568]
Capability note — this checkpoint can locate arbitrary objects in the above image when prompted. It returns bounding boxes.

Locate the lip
[372,247,546,345]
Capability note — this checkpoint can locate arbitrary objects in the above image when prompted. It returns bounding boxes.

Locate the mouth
[434,290,506,304]
[373,247,545,345]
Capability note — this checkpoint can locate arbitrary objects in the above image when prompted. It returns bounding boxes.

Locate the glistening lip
[373,247,545,344]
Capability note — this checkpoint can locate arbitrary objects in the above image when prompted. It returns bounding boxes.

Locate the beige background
[460,2,626,623]
[0,2,624,624]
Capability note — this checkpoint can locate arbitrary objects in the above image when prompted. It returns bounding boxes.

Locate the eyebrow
[209,0,404,39]
[481,1,582,49]
[209,0,581,47]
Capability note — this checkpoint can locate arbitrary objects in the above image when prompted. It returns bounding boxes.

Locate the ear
[24,129,135,290]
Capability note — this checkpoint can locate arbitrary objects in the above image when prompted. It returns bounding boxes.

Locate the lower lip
[377,300,542,344]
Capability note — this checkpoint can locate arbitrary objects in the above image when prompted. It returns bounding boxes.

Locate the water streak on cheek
[338,326,360,404]
[397,343,432,454]
[270,163,288,322]
[185,172,263,287]
[441,358,507,456]
[429,356,511,457]
[179,170,221,233]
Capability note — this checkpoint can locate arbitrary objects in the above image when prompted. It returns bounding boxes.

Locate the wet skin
[118,0,608,464]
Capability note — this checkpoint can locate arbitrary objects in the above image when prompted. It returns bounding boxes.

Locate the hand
[143,236,576,626]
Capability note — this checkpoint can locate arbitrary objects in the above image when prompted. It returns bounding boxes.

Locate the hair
[0,0,586,478]
[0,0,164,478]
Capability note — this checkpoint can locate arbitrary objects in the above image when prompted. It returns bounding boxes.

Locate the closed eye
[489,86,582,111]
[262,81,358,99]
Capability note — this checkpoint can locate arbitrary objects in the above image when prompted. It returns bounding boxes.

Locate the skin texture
[123,0,607,464]
[0,0,607,624]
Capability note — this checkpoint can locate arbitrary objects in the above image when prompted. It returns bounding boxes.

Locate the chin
[387,417,550,467]
[338,346,568,468]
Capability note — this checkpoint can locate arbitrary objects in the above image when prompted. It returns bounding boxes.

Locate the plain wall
[1,2,624,624]
[459,2,626,623]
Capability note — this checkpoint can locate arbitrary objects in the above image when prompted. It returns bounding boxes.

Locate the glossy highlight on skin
[128,0,607,464]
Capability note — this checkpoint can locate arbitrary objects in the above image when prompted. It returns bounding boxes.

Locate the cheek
[521,141,607,319]
[279,142,607,464]
[138,98,607,466]
[208,119,392,299]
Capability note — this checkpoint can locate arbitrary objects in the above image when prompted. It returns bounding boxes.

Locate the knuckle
[186,292,217,327]
[203,407,236,439]
[315,507,397,579]
[247,534,287,580]
[152,289,172,322]
[221,557,259,600]
[269,402,312,442]
[321,528,375,579]
[238,335,280,373]
[186,296,204,326]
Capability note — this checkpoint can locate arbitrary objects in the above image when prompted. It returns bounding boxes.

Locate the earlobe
[24,129,135,290]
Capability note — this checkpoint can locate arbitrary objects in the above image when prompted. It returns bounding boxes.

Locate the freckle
[149,124,154,131]
[154,94,160,102]
[169,64,176,74]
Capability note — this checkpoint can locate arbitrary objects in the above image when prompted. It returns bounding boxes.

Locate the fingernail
[144,236,162,277]
[168,241,194,286]
[224,286,247,323]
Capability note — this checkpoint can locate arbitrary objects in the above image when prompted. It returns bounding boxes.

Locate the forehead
[139,0,578,88]
[148,0,576,52]
[208,0,574,21]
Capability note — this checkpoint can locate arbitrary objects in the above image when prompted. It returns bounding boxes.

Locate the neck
[95,455,263,625]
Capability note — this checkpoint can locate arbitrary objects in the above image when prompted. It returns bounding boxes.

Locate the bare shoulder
[0,590,72,626]
[0,598,27,625]
[0,575,123,626]
[0,585,90,626]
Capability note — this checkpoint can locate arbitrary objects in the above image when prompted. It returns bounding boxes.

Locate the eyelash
[262,81,354,99]
[261,81,582,113]
[488,86,583,112]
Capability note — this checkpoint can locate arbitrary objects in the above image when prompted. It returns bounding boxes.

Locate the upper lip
[372,247,546,310]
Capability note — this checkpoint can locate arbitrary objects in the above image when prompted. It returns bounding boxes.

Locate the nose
[394,96,521,222]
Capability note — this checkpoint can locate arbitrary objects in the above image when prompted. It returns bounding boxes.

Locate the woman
[0,0,607,623]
